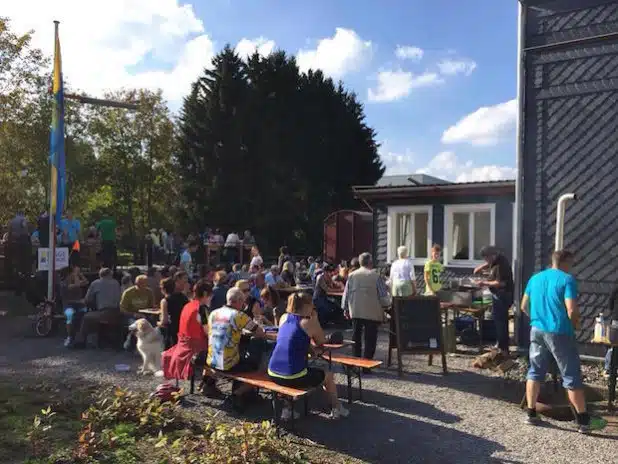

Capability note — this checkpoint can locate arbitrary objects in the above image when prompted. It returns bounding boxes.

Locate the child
[424,244,444,295]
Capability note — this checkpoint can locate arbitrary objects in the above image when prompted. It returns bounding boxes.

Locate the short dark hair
[552,250,574,266]
[194,279,213,298]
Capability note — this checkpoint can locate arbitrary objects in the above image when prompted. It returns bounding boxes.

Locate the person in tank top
[268,292,349,421]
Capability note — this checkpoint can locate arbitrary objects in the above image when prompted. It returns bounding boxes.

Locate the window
[444,204,495,266]
[386,206,432,263]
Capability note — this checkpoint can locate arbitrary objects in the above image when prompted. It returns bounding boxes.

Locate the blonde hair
[135,275,148,284]
[235,279,250,291]
[286,292,313,314]
[397,246,408,259]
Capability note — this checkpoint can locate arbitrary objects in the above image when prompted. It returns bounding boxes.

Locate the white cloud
[395,45,423,61]
[367,70,442,103]
[296,28,373,78]
[441,99,517,146]
[235,37,275,60]
[5,0,215,105]
[379,142,414,175]
[437,58,477,77]
[417,151,516,182]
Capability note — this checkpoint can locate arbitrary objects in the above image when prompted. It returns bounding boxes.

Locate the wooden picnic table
[591,338,618,409]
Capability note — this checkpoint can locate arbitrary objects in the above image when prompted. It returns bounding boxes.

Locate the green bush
[61,387,311,464]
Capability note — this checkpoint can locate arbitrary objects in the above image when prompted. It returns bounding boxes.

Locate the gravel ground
[1,294,617,464]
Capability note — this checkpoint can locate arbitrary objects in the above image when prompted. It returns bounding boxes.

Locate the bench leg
[271,392,280,429]
[357,368,363,402]
[346,367,353,404]
[441,350,448,375]
[428,354,433,366]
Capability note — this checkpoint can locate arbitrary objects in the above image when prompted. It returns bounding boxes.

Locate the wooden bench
[190,366,316,428]
[324,355,382,404]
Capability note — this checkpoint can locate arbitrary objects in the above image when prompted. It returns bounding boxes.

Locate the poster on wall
[37,247,69,271]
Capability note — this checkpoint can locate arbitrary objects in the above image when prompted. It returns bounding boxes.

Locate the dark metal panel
[522,0,618,351]
[375,206,388,266]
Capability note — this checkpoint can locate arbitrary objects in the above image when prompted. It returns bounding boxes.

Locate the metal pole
[47,20,60,301]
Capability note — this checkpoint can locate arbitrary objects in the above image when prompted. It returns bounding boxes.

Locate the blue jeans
[492,292,512,351]
[527,326,583,389]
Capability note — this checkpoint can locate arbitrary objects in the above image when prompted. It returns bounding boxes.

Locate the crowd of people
[4,208,611,431]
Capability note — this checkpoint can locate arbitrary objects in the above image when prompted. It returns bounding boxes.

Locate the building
[353,178,515,285]
[517,0,618,354]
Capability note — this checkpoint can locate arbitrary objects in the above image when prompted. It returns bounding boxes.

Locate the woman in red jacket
[162,279,213,386]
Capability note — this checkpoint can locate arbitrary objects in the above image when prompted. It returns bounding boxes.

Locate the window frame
[386,205,433,265]
[443,203,496,268]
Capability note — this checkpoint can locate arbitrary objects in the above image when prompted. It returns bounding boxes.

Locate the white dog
[128,318,164,376]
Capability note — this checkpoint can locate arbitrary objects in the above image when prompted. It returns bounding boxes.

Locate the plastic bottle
[594,314,604,341]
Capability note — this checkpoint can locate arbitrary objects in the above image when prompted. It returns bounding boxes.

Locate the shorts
[64,306,88,324]
[225,357,259,374]
[527,326,582,389]
[268,367,325,389]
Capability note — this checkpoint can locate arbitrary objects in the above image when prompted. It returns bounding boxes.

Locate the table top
[138,308,160,315]
[591,338,618,347]
[276,286,314,293]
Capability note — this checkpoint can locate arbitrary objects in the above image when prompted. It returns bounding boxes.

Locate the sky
[6,0,519,182]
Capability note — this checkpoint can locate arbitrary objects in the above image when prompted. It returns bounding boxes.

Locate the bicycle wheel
[33,312,55,337]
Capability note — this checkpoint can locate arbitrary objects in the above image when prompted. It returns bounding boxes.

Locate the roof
[353,179,516,200]
[376,173,450,187]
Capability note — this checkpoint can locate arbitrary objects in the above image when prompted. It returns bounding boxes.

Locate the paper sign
[429,338,437,349]
[37,247,69,271]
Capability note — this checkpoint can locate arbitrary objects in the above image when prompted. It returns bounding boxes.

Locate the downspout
[555,193,577,251]
[514,0,526,350]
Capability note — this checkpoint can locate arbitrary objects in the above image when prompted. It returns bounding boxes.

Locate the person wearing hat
[474,246,514,353]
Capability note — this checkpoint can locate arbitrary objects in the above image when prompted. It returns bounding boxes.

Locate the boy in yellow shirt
[424,244,444,295]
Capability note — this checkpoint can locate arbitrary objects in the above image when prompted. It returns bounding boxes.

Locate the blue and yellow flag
[49,21,65,224]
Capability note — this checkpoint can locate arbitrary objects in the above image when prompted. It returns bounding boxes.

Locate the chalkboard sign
[388,296,447,377]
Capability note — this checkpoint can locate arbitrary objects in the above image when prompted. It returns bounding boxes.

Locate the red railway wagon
[323,210,372,264]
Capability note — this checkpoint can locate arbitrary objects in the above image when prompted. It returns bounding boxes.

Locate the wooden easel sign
[388,296,447,377]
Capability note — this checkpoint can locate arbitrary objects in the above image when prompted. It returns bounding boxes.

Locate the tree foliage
[177,47,384,253]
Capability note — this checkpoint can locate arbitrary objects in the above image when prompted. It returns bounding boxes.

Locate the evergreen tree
[176,47,384,254]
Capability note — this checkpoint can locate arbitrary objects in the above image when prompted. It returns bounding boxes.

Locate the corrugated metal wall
[521,0,618,353]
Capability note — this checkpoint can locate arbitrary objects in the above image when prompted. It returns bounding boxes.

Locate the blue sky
[9,0,519,181]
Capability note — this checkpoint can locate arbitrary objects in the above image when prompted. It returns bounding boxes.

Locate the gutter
[353,181,515,197]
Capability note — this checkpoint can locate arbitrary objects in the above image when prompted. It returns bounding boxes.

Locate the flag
[49,21,65,224]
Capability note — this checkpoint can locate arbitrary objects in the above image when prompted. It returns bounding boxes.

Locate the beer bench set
[187,342,382,428]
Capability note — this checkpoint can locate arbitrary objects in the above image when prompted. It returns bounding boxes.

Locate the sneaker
[524,415,542,426]
[330,404,350,419]
[578,416,608,434]
[64,336,73,348]
[281,407,300,421]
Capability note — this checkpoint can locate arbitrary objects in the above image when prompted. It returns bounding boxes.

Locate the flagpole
[47,20,60,302]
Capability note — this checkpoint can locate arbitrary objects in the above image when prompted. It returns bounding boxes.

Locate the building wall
[372,193,515,283]
[521,0,618,355]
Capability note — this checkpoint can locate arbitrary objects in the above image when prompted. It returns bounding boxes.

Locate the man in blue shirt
[520,250,593,433]
[59,210,80,247]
